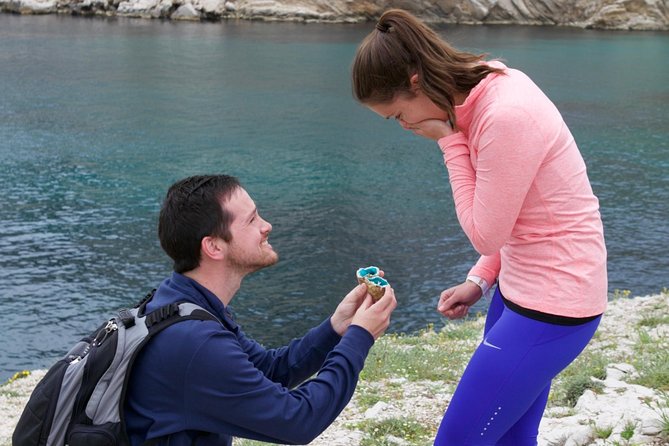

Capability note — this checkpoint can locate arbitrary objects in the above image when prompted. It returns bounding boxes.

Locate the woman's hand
[410,118,455,141]
[437,281,482,319]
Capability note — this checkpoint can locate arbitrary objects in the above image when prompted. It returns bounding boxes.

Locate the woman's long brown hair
[351,9,504,128]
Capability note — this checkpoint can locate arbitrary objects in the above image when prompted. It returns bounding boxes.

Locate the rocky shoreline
[2,291,668,446]
[296,291,669,446]
[1,0,667,31]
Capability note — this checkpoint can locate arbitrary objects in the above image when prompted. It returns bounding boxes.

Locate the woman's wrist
[466,275,487,298]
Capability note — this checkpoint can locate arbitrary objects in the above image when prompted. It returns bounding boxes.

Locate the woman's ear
[410,73,419,89]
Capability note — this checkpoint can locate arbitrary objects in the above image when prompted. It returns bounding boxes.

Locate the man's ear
[201,235,226,261]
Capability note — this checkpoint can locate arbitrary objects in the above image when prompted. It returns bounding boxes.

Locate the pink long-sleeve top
[438,61,607,318]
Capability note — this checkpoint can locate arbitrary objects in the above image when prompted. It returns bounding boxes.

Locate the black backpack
[12,290,219,446]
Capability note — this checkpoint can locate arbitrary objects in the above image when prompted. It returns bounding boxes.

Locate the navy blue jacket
[124,272,374,445]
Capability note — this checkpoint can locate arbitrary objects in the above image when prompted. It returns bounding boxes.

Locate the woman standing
[351,9,607,445]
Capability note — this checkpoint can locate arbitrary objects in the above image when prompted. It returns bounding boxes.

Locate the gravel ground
[2,291,668,446]
[298,291,669,446]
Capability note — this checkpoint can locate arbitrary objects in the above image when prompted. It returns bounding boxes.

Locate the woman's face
[366,89,449,131]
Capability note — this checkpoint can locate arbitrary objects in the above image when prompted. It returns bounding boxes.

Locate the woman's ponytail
[352,9,504,128]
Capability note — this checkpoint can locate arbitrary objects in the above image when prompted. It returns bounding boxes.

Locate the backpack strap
[136,289,157,310]
[135,290,219,328]
[178,302,219,323]
[145,303,180,328]
[145,301,219,329]
[115,297,222,444]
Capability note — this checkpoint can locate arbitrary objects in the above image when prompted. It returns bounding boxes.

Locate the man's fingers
[372,287,397,311]
[357,294,374,312]
[347,283,367,301]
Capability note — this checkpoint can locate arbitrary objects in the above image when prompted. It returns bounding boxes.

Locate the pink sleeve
[438,106,547,256]
[468,253,501,286]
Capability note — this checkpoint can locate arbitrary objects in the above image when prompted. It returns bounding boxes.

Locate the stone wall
[1,0,667,30]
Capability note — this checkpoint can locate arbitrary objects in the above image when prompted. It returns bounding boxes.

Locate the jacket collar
[150,272,238,330]
[454,60,507,132]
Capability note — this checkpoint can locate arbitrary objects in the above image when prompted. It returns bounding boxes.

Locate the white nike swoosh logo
[483,338,502,350]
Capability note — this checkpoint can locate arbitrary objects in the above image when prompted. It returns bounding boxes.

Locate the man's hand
[331,284,369,336]
[350,286,397,340]
[331,270,389,336]
[437,281,482,319]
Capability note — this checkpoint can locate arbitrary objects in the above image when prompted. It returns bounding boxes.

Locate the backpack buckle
[118,309,135,328]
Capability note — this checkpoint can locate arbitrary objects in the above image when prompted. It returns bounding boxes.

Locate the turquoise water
[1,15,667,380]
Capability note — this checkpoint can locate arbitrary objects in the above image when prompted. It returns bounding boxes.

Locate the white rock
[171,2,200,20]
[364,401,390,420]
[150,0,172,17]
[566,425,596,446]
[195,0,224,14]
[80,0,108,8]
[606,362,638,381]
[388,377,407,385]
[6,0,56,13]
[117,0,159,14]
[544,406,572,417]
[640,417,664,436]
[574,389,599,414]
[386,434,411,445]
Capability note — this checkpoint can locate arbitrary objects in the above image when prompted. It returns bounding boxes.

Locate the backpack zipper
[94,319,118,346]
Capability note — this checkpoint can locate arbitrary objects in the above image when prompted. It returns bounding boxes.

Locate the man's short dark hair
[159,174,242,273]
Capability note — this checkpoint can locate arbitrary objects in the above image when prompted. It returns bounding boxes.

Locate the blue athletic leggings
[434,287,601,446]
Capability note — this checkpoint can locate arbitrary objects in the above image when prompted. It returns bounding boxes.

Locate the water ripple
[0,16,667,380]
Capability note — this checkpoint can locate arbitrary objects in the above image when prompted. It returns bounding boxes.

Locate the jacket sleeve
[468,252,501,287]
[235,318,342,388]
[183,323,374,444]
[438,105,548,256]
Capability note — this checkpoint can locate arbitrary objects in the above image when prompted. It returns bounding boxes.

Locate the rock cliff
[1,0,667,30]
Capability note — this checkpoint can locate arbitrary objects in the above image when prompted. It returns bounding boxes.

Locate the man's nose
[263,220,272,233]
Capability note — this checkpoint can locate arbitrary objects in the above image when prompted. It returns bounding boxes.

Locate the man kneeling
[125,174,397,445]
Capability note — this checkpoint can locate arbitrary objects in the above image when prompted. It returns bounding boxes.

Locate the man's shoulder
[130,315,238,387]
[150,315,232,351]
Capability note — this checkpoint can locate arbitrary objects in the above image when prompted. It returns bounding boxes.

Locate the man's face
[223,187,278,273]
